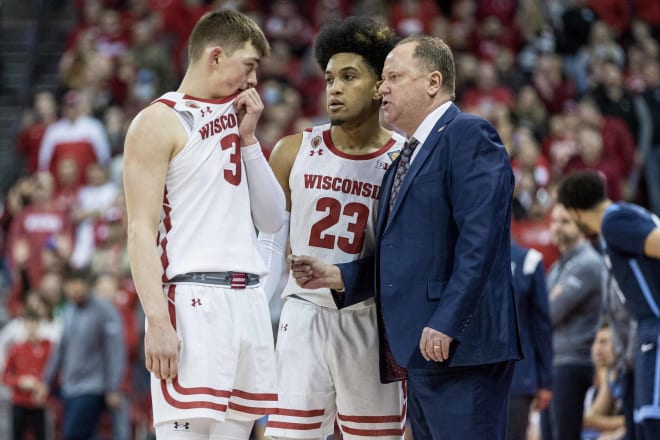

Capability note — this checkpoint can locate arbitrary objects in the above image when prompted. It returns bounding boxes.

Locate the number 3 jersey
[284,123,404,309]
[153,92,268,281]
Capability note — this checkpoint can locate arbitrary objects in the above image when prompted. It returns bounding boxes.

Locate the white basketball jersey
[154,92,267,282]
[284,124,404,308]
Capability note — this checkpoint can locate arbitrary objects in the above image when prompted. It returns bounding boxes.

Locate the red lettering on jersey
[303,175,381,200]
[321,175,332,190]
[304,174,320,189]
[198,114,237,140]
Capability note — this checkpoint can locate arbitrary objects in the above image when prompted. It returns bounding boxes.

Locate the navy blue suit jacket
[339,104,522,379]
[510,242,553,397]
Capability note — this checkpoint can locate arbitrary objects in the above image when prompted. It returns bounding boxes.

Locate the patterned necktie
[389,137,419,214]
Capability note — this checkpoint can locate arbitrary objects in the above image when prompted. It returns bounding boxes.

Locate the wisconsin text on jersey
[198,114,238,139]
[303,174,381,200]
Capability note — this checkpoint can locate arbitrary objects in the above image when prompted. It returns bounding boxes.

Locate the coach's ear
[427,71,442,98]
[374,79,384,100]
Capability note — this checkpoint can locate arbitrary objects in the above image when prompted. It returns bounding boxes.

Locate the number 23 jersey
[284,123,404,309]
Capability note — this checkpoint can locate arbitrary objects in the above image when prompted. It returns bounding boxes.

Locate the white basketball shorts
[265,297,406,439]
[151,283,278,426]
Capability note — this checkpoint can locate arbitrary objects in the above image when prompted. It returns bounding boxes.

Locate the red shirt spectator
[38,91,110,189]
[2,318,53,409]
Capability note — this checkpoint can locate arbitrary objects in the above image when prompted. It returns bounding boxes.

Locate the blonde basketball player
[123,10,285,440]
[257,17,406,440]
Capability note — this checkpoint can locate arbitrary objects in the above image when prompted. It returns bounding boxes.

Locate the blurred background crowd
[0,0,658,439]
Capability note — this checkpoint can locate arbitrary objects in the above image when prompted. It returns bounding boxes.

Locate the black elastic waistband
[168,272,259,288]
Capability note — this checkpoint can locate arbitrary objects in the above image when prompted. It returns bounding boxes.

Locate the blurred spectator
[564,125,624,201]
[510,174,559,272]
[94,9,131,61]
[532,53,576,115]
[263,0,314,56]
[574,21,624,96]
[89,200,129,277]
[507,242,553,440]
[512,85,549,140]
[5,173,74,310]
[511,127,552,191]
[37,90,111,189]
[127,19,176,99]
[103,105,128,159]
[575,98,636,186]
[0,292,61,373]
[494,47,527,94]
[2,310,53,440]
[541,203,604,440]
[65,0,105,51]
[556,0,599,59]
[388,0,441,37]
[446,0,477,53]
[542,113,579,179]
[16,91,59,175]
[462,60,514,120]
[36,266,125,440]
[94,272,137,440]
[51,157,82,213]
[590,59,643,144]
[59,29,114,105]
[472,15,519,63]
[581,323,627,440]
[69,162,120,269]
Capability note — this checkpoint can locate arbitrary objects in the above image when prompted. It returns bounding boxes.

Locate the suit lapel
[385,104,460,228]
[377,161,396,236]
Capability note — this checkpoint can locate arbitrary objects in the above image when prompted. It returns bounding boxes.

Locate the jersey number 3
[309,197,369,254]
[221,133,241,186]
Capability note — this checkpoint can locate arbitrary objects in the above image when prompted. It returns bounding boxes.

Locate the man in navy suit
[374,33,522,440]
[290,35,522,440]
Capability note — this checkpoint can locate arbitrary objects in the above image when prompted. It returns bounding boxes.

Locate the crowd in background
[0,0,659,438]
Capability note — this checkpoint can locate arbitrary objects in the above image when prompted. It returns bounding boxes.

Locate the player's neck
[177,68,224,100]
[330,116,389,154]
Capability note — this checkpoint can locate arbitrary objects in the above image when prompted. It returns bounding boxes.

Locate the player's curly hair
[314,16,398,75]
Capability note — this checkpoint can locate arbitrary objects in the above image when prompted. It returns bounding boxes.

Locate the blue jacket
[339,104,522,380]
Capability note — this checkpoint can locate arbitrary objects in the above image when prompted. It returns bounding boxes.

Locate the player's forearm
[243,143,286,233]
[127,226,170,324]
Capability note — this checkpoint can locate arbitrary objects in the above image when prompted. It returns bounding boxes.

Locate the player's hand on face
[287,254,344,291]
[235,87,263,146]
[419,327,453,363]
[144,319,181,380]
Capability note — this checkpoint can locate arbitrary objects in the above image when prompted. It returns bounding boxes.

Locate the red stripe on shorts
[267,421,323,430]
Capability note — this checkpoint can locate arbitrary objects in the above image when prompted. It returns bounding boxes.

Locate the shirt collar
[410,101,453,145]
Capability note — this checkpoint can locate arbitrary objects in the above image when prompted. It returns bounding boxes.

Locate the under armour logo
[309,149,323,156]
[173,421,190,430]
[280,323,288,332]
[191,298,201,307]
[200,106,212,117]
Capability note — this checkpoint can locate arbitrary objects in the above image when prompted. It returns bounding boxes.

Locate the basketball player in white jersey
[257,17,406,440]
[123,10,285,440]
